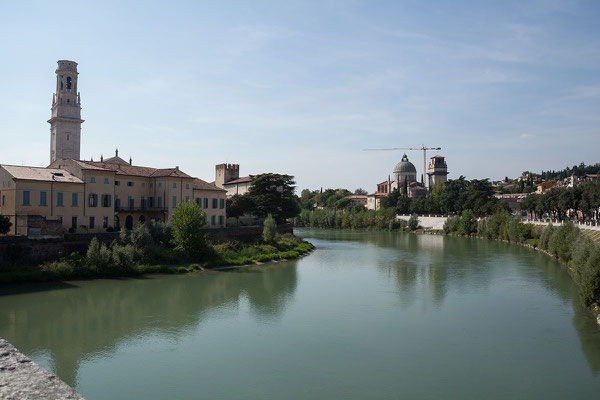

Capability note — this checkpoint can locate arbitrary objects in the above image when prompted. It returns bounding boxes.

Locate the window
[22,191,30,206]
[115,180,120,186]
[148,197,154,208]
[211,215,216,225]
[172,183,177,188]
[88,193,98,207]
[127,181,134,187]
[212,198,218,209]
[150,182,154,188]
[71,216,77,230]
[185,196,189,203]
[40,191,47,206]
[196,198,201,207]
[115,196,121,210]
[158,196,163,208]
[66,76,72,90]
[218,215,224,225]
[141,182,145,188]
[141,197,146,210]
[158,182,162,188]
[72,193,78,207]
[57,192,64,206]
[90,176,96,183]
[186,183,190,189]
[203,198,208,209]
[102,194,112,208]
[89,216,95,229]
[104,177,109,184]
[103,216,109,229]
[172,196,177,208]
[128,196,134,211]
[1,195,4,206]
[219,199,225,209]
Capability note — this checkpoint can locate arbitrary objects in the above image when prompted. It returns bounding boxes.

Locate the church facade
[366,153,448,210]
[0,60,226,235]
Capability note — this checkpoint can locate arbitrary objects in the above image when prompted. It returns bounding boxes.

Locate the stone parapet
[0,338,85,399]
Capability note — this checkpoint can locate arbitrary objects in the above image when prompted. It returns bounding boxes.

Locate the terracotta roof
[225,175,253,185]
[102,156,129,166]
[0,165,83,183]
[72,160,112,171]
[193,178,226,192]
[84,161,192,178]
[368,192,389,197]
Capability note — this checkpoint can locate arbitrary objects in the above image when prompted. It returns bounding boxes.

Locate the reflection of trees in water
[0,264,297,387]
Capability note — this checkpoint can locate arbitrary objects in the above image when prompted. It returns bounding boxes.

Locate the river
[1,229,600,399]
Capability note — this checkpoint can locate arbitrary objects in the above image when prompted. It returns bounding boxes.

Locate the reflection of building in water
[0,264,298,387]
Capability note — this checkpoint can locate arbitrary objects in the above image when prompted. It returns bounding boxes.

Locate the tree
[380,189,400,209]
[457,209,478,236]
[262,214,276,242]
[0,214,11,234]
[226,194,256,224]
[354,188,368,195]
[408,213,419,230]
[247,173,301,223]
[170,202,210,259]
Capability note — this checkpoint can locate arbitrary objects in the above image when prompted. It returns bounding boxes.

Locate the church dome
[394,154,417,174]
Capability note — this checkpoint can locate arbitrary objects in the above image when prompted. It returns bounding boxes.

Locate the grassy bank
[0,221,314,284]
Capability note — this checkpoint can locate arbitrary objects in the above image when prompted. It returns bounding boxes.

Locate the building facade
[0,60,227,235]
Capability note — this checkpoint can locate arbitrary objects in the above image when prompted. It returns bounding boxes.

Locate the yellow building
[0,60,227,235]
[0,165,84,235]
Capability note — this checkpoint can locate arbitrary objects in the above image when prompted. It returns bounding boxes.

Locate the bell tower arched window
[66,77,72,90]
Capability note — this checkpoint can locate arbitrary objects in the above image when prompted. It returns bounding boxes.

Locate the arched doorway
[125,215,133,231]
[139,215,146,224]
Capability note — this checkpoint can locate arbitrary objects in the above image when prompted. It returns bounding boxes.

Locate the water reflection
[297,228,600,376]
[0,263,298,387]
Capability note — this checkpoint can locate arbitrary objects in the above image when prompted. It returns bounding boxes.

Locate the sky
[1,0,599,192]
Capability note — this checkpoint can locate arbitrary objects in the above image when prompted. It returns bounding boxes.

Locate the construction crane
[363,145,442,189]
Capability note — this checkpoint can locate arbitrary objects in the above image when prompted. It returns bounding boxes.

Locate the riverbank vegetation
[0,203,313,283]
[519,181,600,222]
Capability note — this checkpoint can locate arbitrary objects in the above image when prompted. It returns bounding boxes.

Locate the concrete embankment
[0,338,85,399]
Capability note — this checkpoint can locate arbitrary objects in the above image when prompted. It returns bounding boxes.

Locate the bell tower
[49,60,84,163]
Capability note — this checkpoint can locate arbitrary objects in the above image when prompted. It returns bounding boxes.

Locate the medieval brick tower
[49,60,84,163]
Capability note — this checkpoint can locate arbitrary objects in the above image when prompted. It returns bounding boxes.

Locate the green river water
[1,229,600,399]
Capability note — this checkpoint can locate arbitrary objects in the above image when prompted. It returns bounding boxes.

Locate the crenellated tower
[48,60,84,163]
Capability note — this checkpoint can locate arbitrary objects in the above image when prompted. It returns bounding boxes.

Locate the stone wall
[0,224,294,266]
[0,338,85,399]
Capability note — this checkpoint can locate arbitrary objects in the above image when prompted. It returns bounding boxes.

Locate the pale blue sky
[1,0,599,192]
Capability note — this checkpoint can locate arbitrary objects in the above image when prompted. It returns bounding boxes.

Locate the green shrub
[85,238,111,273]
[177,266,188,273]
[263,214,277,243]
[477,218,489,238]
[488,210,510,239]
[547,222,579,262]
[111,244,135,273]
[524,239,539,248]
[539,224,555,250]
[408,214,419,231]
[457,210,477,236]
[571,236,595,283]
[443,215,460,234]
[579,245,600,307]
[189,263,201,270]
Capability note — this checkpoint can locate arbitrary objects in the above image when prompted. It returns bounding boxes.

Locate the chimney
[115,148,119,157]
[100,154,103,162]
[129,157,132,165]
[175,166,179,170]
